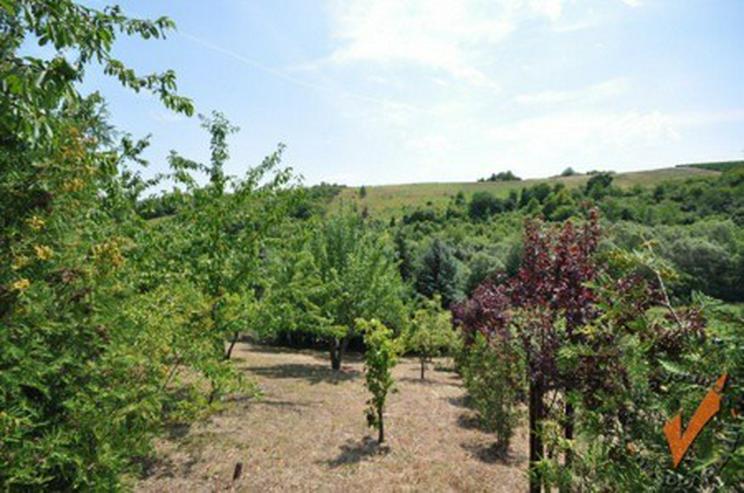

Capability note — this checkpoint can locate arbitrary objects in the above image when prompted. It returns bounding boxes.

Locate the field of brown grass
[135,344,528,492]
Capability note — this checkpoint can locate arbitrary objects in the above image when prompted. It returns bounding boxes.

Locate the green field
[333,165,720,218]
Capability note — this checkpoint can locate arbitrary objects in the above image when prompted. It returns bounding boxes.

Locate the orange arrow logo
[663,373,728,468]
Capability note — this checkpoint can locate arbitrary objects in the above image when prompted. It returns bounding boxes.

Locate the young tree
[359,319,400,444]
[405,296,456,379]
[414,238,461,308]
[306,212,408,370]
[460,332,521,456]
[163,112,296,372]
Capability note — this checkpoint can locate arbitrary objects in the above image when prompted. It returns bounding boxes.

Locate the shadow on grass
[456,413,484,431]
[445,395,471,409]
[398,376,440,385]
[324,437,390,468]
[166,422,192,440]
[461,441,524,465]
[135,450,199,480]
[246,363,360,385]
[226,394,316,412]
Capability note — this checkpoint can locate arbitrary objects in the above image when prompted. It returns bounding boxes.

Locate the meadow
[332,166,719,218]
[2,2,742,492]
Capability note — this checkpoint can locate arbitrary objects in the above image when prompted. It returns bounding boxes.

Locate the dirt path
[136,343,527,492]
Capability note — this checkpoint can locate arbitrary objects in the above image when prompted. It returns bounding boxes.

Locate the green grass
[333,166,720,218]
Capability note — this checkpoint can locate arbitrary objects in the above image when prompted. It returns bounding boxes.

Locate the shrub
[405,296,456,379]
[461,333,521,455]
[469,191,504,220]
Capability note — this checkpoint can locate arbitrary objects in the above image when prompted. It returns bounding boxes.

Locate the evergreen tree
[414,239,460,307]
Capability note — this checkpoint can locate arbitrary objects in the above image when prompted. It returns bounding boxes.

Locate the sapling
[406,295,456,380]
[359,319,400,444]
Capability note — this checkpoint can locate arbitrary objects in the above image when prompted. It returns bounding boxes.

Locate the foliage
[414,238,462,308]
[278,211,409,369]
[454,210,743,491]
[360,319,400,444]
[1,0,193,146]
[404,296,456,379]
[468,191,507,220]
[460,333,521,455]
[479,170,522,182]
[560,167,578,177]
[0,1,211,489]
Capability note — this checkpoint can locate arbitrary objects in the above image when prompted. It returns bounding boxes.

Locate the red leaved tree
[454,209,601,493]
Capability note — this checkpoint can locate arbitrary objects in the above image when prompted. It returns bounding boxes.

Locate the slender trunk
[330,333,351,370]
[225,331,239,360]
[529,373,545,493]
[561,400,574,493]
[378,406,385,443]
[331,338,341,370]
[330,338,341,370]
[420,358,426,380]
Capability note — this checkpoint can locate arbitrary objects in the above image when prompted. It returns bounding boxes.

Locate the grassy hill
[332,165,721,218]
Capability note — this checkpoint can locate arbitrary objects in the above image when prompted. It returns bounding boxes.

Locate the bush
[468,191,505,220]
[405,296,456,379]
[461,333,521,455]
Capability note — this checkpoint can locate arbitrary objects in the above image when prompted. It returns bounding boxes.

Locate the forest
[1,2,742,492]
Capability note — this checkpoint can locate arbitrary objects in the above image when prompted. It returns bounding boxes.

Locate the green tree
[0,1,205,488]
[359,319,400,444]
[414,238,461,307]
[405,296,456,379]
[307,212,408,370]
[163,112,296,371]
[460,333,521,456]
[468,191,504,220]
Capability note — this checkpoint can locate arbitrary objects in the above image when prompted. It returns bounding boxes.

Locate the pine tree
[414,239,460,307]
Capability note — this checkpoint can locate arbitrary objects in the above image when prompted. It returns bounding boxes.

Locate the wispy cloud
[324,0,572,88]
[515,78,630,105]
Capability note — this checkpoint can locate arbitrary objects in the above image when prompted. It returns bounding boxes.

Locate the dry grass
[332,166,719,218]
[135,344,528,492]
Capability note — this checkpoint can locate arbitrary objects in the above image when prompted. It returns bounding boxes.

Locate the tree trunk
[378,406,385,443]
[225,331,240,360]
[561,400,574,493]
[330,338,341,370]
[529,374,545,493]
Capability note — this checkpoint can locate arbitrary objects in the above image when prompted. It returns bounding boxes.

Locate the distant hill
[677,160,744,172]
[332,165,721,218]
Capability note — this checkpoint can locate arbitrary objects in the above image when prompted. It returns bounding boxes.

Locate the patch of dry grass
[135,344,528,492]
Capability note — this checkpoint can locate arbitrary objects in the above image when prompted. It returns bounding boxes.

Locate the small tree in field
[359,319,399,444]
[405,296,456,380]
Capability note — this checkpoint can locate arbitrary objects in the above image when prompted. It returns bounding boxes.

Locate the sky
[77,0,744,186]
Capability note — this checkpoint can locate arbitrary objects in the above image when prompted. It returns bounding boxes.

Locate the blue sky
[79,1,744,186]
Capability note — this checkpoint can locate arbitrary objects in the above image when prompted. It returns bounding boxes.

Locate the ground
[135,343,528,492]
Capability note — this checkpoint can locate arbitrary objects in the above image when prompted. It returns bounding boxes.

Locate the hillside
[333,165,720,218]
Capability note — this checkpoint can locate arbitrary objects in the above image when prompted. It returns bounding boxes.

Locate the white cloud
[325,0,568,87]
[621,0,642,7]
